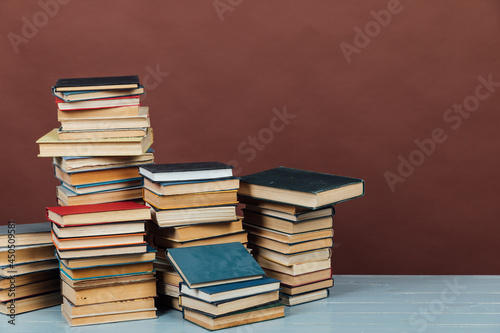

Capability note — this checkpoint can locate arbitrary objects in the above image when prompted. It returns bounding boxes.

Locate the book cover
[54,75,139,91]
[182,276,280,297]
[46,201,149,217]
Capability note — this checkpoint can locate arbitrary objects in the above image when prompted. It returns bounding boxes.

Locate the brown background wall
[1,0,499,274]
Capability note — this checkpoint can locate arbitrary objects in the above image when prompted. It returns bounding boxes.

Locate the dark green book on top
[239,167,364,209]
[167,242,264,288]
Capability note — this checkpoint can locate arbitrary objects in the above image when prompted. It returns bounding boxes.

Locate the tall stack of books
[239,167,364,306]
[168,242,284,330]
[36,75,154,206]
[0,222,61,315]
[139,162,247,309]
[35,75,159,326]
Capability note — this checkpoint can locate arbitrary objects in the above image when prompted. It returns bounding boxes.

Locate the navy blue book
[239,166,364,208]
[180,276,280,303]
[167,242,264,288]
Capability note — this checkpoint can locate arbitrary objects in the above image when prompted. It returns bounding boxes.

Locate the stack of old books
[168,242,284,330]
[139,162,246,309]
[0,222,60,315]
[46,202,157,326]
[239,167,364,305]
[36,75,154,206]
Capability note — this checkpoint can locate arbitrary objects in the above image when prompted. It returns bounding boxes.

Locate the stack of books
[46,202,158,326]
[139,162,247,308]
[36,75,154,206]
[239,167,364,306]
[0,223,61,315]
[168,242,284,330]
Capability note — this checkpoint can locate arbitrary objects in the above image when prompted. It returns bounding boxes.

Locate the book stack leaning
[0,223,61,315]
[36,75,158,326]
[168,242,284,330]
[239,167,364,305]
[140,162,247,309]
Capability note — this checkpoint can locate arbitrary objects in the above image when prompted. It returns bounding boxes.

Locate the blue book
[180,276,280,303]
[167,242,264,288]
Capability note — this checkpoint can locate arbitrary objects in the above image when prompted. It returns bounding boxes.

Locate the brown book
[62,280,157,306]
[0,260,58,277]
[243,203,333,222]
[156,282,179,297]
[263,268,332,287]
[148,220,243,242]
[53,221,146,239]
[0,268,59,289]
[57,186,143,206]
[156,269,182,286]
[57,105,141,120]
[52,232,146,250]
[0,244,55,266]
[62,308,157,326]
[280,288,329,305]
[243,210,333,234]
[151,204,237,227]
[56,244,147,260]
[62,296,155,317]
[0,291,62,315]
[144,188,238,210]
[143,177,240,196]
[183,303,284,330]
[244,224,333,243]
[61,272,155,290]
[255,256,331,276]
[60,262,153,280]
[280,278,333,295]
[248,234,332,254]
[154,232,247,249]
[59,106,149,131]
[54,166,140,186]
[58,128,148,140]
[239,196,316,215]
[53,153,154,173]
[0,279,60,302]
[251,247,331,266]
[60,251,155,269]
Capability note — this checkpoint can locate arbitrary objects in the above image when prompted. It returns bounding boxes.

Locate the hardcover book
[0,222,52,247]
[139,162,233,182]
[54,75,140,92]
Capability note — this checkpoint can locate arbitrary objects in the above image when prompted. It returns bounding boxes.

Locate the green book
[239,166,364,208]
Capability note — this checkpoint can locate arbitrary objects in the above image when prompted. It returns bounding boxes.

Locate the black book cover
[240,167,364,194]
[140,162,233,174]
[54,75,139,89]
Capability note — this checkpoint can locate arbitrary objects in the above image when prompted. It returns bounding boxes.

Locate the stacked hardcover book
[36,75,154,206]
[169,242,284,330]
[0,223,61,315]
[35,76,158,326]
[239,167,364,305]
[139,162,247,308]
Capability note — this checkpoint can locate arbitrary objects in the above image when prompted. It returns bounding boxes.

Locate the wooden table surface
[2,275,499,332]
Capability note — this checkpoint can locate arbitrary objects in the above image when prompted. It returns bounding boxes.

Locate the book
[61,272,155,290]
[56,244,148,259]
[144,188,238,210]
[167,242,264,288]
[60,262,153,280]
[0,291,62,315]
[251,247,332,266]
[280,278,333,295]
[59,106,149,130]
[263,268,332,287]
[0,260,58,277]
[180,290,279,316]
[37,127,153,157]
[58,127,148,140]
[61,178,143,195]
[243,210,333,234]
[46,201,151,226]
[57,185,143,206]
[62,308,157,326]
[239,196,324,215]
[0,244,55,266]
[62,297,155,317]
[0,278,60,302]
[148,220,243,242]
[255,256,331,276]
[248,234,333,254]
[53,152,154,173]
[151,204,237,227]
[59,247,155,269]
[53,86,144,102]
[61,279,156,305]
[143,177,240,196]
[0,222,51,247]
[0,268,58,287]
[54,75,140,92]
[139,162,233,182]
[280,289,329,306]
[180,276,280,303]
[56,96,140,111]
[53,221,145,238]
[157,282,180,297]
[244,204,334,222]
[239,167,364,208]
[183,302,284,330]
[51,232,146,250]
[54,165,141,186]
[154,232,247,249]
[157,294,181,311]
[156,269,182,286]
[243,224,334,243]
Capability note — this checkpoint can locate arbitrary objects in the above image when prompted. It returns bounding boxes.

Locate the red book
[46,201,151,227]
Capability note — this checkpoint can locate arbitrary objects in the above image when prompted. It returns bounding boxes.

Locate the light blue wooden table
[2,275,499,332]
